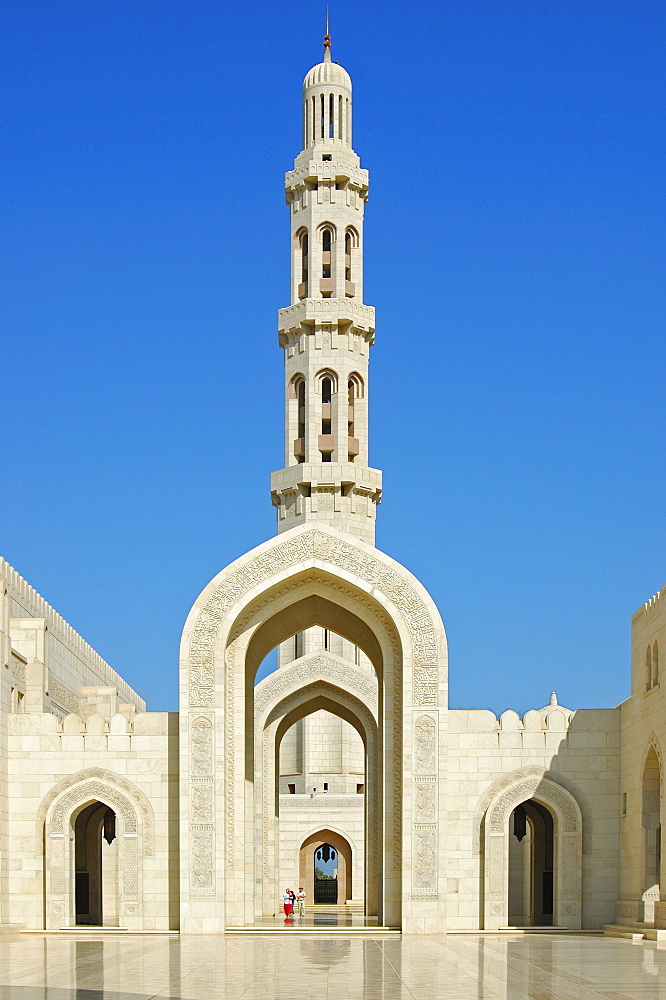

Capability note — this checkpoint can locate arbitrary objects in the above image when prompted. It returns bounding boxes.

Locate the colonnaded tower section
[271,33,381,543]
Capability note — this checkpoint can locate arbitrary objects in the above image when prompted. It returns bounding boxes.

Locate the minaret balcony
[287,156,367,190]
[271,463,382,498]
[278,299,375,339]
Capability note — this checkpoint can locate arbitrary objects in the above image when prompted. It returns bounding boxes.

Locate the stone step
[603,923,646,940]
[225,926,400,936]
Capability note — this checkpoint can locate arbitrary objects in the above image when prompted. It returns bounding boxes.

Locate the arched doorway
[642,745,662,921]
[180,525,448,932]
[507,799,554,926]
[42,773,149,930]
[300,829,353,908]
[483,771,583,930]
[73,801,118,926]
[260,672,376,919]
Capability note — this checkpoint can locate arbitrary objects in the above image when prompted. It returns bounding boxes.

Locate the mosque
[1,35,664,937]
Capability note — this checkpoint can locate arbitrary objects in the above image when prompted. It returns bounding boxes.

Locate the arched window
[654,641,659,686]
[348,379,355,436]
[321,378,332,404]
[321,228,333,281]
[345,231,352,281]
[646,645,653,691]
[320,94,325,139]
[338,95,343,139]
[300,232,309,297]
[329,94,334,138]
[347,373,363,462]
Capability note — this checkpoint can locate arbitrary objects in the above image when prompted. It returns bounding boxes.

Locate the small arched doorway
[642,745,662,920]
[507,799,554,926]
[314,843,338,903]
[300,829,353,907]
[73,801,118,926]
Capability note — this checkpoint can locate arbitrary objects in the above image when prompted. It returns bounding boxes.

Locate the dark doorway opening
[74,801,117,926]
[508,799,554,926]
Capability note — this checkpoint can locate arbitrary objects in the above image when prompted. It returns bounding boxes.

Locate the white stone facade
[1,37,665,936]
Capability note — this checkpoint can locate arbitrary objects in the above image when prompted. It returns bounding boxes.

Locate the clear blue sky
[2,1,664,715]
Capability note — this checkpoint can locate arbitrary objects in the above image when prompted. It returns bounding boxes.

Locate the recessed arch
[316,222,337,242]
[43,775,148,930]
[314,368,338,395]
[180,523,447,932]
[482,773,583,930]
[348,372,364,399]
[288,373,305,399]
[257,675,379,919]
[299,828,354,906]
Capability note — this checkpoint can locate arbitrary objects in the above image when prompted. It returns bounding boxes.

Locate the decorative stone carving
[414,783,436,822]
[255,654,377,718]
[414,716,437,774]
[488,837,504,896]
[189,528,440,707]
[413,829,437,890]
[190,716,213,776]
[191,827,214,891]
[50,838,65,895]
[224,641,236,871]
[124,837,139,896]
[488,778,578,835]
[38,768,154,856]
[191,781,214,822]
[49,679,79,714]
[10,654,26,684]
[51,781,137,834]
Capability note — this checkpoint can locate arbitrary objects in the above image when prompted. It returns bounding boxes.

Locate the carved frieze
[189,528,440,708]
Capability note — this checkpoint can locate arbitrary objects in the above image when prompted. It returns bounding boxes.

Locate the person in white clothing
[283,889,294,917]
[296,887,306,916]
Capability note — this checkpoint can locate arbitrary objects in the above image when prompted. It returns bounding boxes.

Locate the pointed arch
[41,771,153,930]
[180,523,447,932]
[482,771,583,930]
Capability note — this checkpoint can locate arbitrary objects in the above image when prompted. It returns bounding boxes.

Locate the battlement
[8,709,173,738]
[1,557,145,710]
[632,584,666,626]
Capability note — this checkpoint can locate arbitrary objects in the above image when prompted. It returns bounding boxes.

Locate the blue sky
[2,1,664,714]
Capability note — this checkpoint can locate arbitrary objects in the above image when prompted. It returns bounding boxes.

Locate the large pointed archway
[256,666,378,918]
[179,524,448,933]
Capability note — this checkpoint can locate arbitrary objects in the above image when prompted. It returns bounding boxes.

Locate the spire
[323,6,331,60]
[550,691,558,706]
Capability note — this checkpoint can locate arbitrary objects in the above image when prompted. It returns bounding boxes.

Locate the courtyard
[0,932,665,1000]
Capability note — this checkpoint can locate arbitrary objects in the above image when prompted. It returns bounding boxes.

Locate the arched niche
[180,525,448,933]
[42,777,146,930]
[483,774,583,930]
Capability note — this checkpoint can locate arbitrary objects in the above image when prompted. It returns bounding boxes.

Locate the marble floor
[1,932,666,999]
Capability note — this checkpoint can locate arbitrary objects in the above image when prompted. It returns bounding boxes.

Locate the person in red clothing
[283,888,294,917]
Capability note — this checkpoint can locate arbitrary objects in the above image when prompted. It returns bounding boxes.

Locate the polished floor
[1,932,666,999]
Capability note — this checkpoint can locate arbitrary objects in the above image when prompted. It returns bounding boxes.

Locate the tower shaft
[270,46,381,544]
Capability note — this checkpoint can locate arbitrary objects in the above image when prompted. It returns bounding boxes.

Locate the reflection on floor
[1,931,666,999]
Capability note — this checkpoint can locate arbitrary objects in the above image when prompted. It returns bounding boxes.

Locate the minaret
[270,31,381,545]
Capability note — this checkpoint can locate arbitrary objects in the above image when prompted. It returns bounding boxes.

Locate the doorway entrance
[300,829,352,907]
[314,843,338,903]
[73,801,118,926]
[508,799,554,926]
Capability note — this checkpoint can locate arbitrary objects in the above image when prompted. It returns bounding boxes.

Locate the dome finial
[323,6,331,60]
